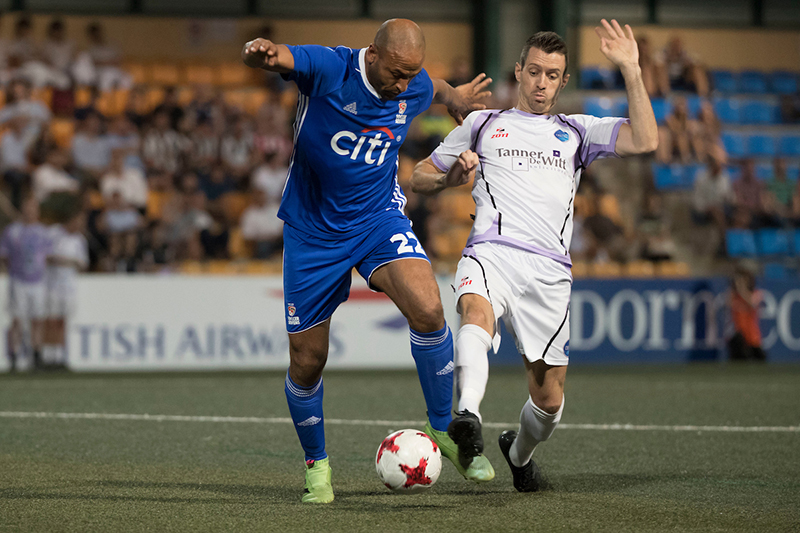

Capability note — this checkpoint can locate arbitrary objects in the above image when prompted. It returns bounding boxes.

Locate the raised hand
[595,19,639,70]
[242,38,284,70]
[449,73,493,125]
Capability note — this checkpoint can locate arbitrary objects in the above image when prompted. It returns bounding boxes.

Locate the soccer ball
[375,429,442,493]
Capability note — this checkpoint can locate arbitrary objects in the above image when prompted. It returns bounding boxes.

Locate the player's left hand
[449,73,492,125]
[595,19,639,70]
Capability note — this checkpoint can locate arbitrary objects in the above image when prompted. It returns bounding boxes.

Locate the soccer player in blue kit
[242,19,494,503]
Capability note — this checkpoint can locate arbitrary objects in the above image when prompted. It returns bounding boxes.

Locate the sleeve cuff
[430,151,450,172]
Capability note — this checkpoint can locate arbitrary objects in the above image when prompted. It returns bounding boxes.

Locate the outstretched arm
[432,74,492,125]
[241,38,295,73]
[411,151,479,195]
[595,19,658,155]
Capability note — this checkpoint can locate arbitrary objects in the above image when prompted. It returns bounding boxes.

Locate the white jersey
[431,108,627,267]
[47,225,89,293]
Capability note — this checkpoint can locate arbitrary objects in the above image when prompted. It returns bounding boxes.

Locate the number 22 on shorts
[390,232,426,256]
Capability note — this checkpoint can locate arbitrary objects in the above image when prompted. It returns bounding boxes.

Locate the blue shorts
[282,211,429,333]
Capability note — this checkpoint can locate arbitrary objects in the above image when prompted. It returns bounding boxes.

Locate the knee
[530,387,564,415]
[289,341,327,386]
[407,298,445,333]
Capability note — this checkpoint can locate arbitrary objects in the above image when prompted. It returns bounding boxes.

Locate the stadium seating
[583,96,627,118]
[652,163,701,191]
[725,229,758,257]
[713,97,741,123]
[655,261,691,277]
[763,262,791,280]
[579,66,616,90]
[721,131,747,157]
[739,99,779,124]
[738,71,768,94]
[623,260,656,277]
[710,70,738,93]
[651,98,671,124]
[748,134,776,157]
[755,162,773,181]
[779,135,800,156]
[756,229,791,256]
[794,229,800,256]
[769,71,798,94]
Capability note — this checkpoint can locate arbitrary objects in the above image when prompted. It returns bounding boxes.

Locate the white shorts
[454,242,572,366]
[8,280,48,320]
[47,288,77,318]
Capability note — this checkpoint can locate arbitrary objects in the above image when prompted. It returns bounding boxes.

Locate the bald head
[374,19,426,57]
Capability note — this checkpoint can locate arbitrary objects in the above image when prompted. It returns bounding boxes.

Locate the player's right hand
[445,150,479,188]
[242,38,280,69]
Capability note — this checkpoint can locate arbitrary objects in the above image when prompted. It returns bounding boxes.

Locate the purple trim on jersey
[583,118,629,167]
[465,217,573,268]
[430,151,449,172]
[555,114,589,171]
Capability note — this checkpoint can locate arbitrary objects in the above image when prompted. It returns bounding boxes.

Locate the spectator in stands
[491,71,519,109]
[0,78,52,141]
[71,110,111,183]
[143,110,187,176]
[220,115,255,183]
[6,17,35,72]
[189,118,220,174]
[145,170,179,223]
[728,265,766,361]
[32,145,79,202]
[240,188,282,259]
[690,99,723,163]
[691,148,733,232]
[764,158,793,221]
[139,220,175,272]
[73,22,132,91]
[106,114,143,170]
[153,86,185,131]
[638,192,676,262]
[636,36,665,97]
[1,115,36,208]
[252,108,291,162]
[170,190,212,260]
[583,189,633,263]
[21,18,71,90]
[656,95,693,163]
[656,36,708,97]
[100,148,148,211]
[251,150,288,202]
[733,159,777,228]
[199,165,236,206]
[97,191,142,271]
[200,206,230,260]
[446,57,473,87]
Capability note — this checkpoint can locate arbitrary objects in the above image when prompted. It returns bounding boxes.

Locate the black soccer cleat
[447,409,485,470]
[498,430,541,492]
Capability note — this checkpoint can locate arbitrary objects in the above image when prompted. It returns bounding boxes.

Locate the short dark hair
[519,32,568,74]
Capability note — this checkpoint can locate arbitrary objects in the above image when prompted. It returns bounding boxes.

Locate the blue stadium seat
[685,95,703,118]
[779,135,800,156]
[583,96,626,118]
[757,229,791,256]
[714,98,740,123]
[683,164,701,186]
[769,71,798,94]
[787,164,800,182]
[721,132,747,157]
[711,70,737,93]
[726,165,742,181]
[755,162,773,181]
[740,99,779,124]
[651,98,671,124]
[726,229,757,258]
[794,229,800,256]
[580,66,615,90]
[762,262,791,280]
[738,71,768,93]
[652,163,686,190]
[748,134,776,157]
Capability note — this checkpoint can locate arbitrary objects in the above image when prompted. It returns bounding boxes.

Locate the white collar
[358,48,382,100]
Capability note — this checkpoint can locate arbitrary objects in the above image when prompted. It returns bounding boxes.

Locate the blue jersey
[280,45,435,238]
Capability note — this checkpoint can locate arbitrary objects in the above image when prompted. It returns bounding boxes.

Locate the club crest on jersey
[395,100,407,124]
[491,128,509,139]
[554,130,569,142]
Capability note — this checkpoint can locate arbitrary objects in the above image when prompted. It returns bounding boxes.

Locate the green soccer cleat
[424,420,495,482]
[301,458,334,503]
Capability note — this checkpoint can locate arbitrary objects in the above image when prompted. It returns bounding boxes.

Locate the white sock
[455,324,492,422]
[509,395,564,467]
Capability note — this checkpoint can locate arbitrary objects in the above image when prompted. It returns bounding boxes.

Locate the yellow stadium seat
[243,89,269,115]
[31,87,52,107]
[220,192,251,224]
[243,260,282,275]
[218,62,251,86]
[590,261,622,278]
[150,64,180,86]
[73,86,93,109]
[571,261,589,278]
[146,87,166,111]
[624,260,656,278]
[228,227,252,260]
[207,260,239,275]
[185,64,215,86]
[49,118,75,149]
[178,261,204,274]
[122,63,147,85]
[223,89,248,112]
[656,261,691,277]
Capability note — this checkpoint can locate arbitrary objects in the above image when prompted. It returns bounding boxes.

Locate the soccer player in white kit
[410,20,658,491]
[44,211,88,368]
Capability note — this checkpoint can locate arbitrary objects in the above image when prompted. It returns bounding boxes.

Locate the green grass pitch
[1,364,799,531]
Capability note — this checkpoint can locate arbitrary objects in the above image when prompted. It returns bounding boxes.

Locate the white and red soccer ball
[375,429,442,493]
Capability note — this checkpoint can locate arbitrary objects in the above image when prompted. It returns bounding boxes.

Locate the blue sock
[285,372,327,462]
[410,324,454,432]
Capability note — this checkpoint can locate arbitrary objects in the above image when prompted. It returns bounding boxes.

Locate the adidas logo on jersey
[436,361,455,376]
[344,102,357,115]
[297,416,322,427]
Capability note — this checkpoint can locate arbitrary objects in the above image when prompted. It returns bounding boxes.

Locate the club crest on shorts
[287,303,296,317]
[554,129,569,142]
[563,340,569,357]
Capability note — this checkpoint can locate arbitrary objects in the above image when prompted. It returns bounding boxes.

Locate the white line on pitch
[0,411,798,433]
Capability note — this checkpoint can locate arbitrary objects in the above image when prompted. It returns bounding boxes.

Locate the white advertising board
[1,274,460,372]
